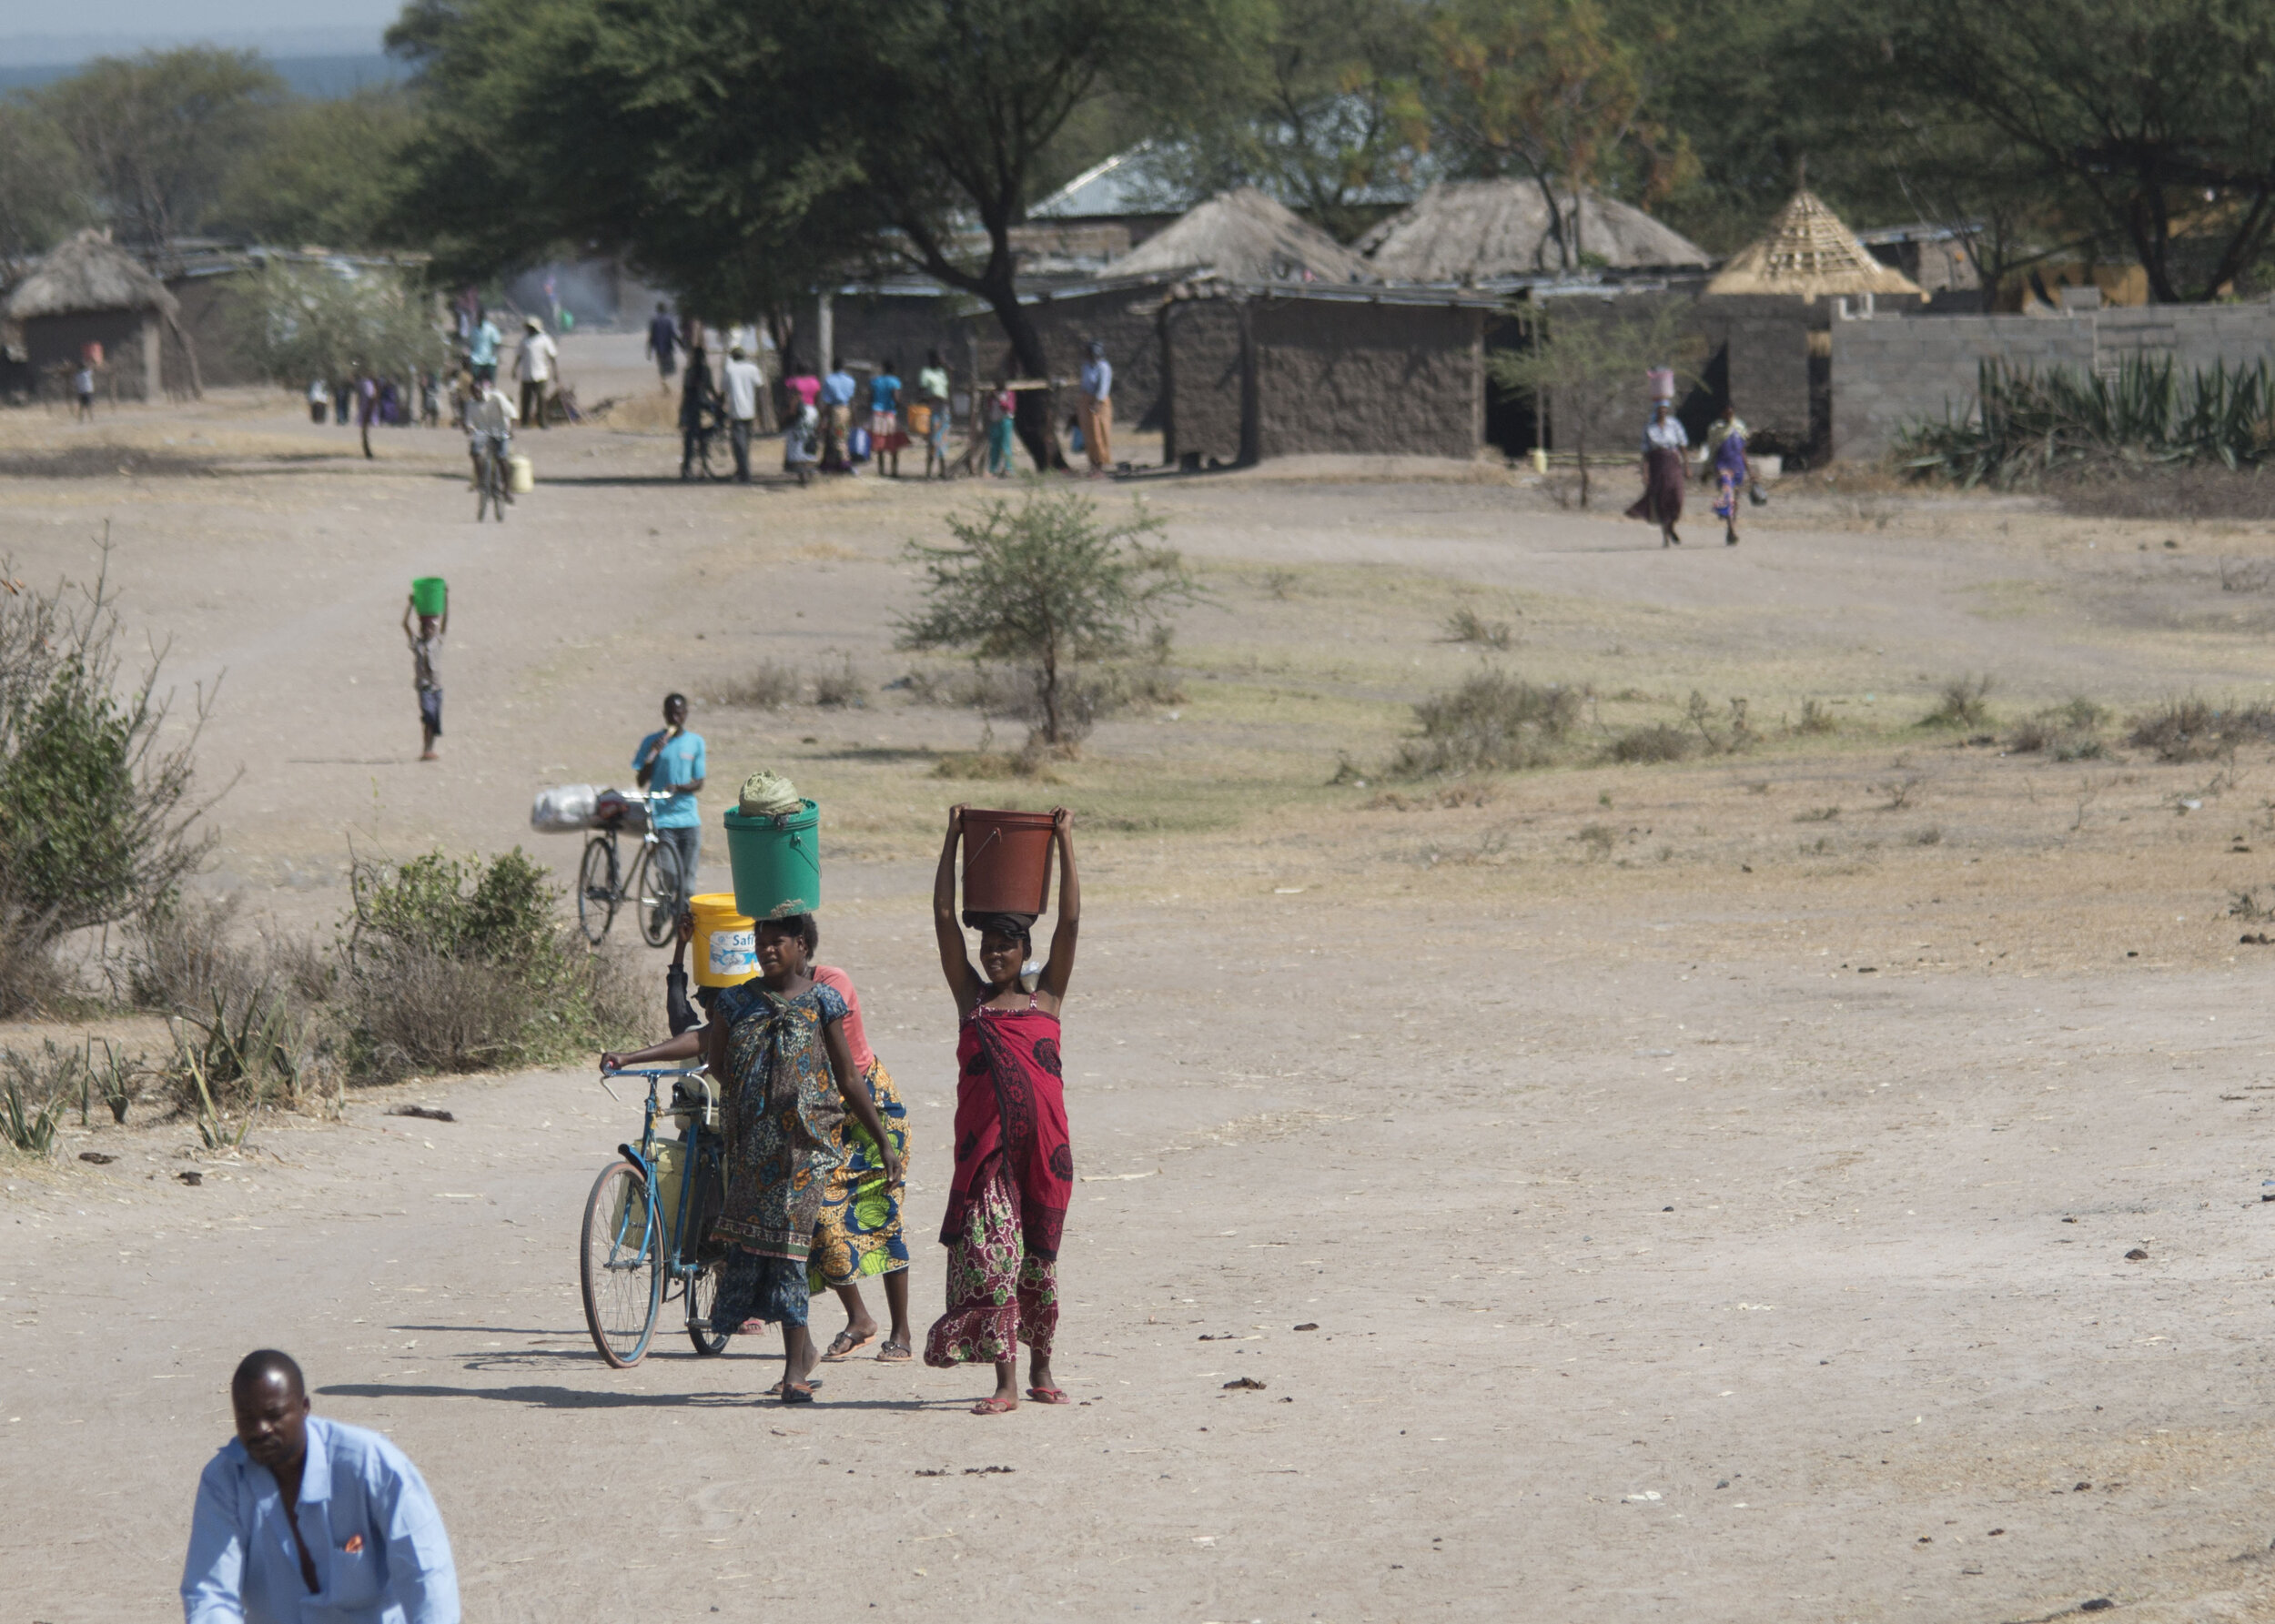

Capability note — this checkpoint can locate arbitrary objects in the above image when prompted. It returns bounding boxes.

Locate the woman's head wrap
[962,910,1036,951]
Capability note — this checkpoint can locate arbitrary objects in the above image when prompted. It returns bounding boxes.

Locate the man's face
[663,696,687,729]
[232,1370,310,1475]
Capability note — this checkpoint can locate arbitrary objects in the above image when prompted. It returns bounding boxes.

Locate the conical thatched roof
[1705,189,1922,300]
[1106,187,1372,283]
[4,228,178,321]
[1358,179,1709,280]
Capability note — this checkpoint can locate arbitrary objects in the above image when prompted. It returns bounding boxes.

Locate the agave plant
[1900,357,2275,485]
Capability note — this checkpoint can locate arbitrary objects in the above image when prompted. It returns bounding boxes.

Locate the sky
[0,0,398,63]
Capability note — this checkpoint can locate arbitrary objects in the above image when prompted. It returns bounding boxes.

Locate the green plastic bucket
[410,577,448,617]
[723,799,821,920]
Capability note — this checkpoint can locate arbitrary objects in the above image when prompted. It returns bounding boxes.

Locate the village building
[4,228,197,402]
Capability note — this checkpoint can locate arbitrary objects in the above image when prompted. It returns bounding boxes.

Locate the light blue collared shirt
[182,1415,459,1624]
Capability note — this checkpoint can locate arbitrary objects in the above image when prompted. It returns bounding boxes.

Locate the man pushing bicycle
[464,375,514,504]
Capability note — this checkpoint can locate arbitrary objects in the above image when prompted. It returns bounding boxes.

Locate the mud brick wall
[1161,298,1249,466]
[1832,303,2275,459]
[1250,299,1483,459]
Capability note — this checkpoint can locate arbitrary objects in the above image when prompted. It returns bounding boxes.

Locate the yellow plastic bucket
[690,892,757,987]
[509,453,534,493]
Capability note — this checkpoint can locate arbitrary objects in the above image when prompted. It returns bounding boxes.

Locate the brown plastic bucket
[961,809,1056,915]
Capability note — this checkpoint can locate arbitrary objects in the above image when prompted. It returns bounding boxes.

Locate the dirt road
[5,383,2275,1622]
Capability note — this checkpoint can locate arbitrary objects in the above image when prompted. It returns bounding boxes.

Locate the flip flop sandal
[779,1384,816,1405]
[969,1396,1017,1416]
[764,1377,824,1396]
[875,1340,914,1362]
[823,1329,875,1362]
[1026,1387,1069,1405]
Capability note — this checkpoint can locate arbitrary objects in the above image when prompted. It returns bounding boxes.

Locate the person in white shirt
[1077,340,1112,475]
[721,345,763,483]
[1627,398,1689,547]
[306,378,329,425]
[463,376,515,499]
[513,316,558,430]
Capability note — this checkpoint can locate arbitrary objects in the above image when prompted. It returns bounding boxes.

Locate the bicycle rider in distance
[464,374,514,499]
[633,692,706,910]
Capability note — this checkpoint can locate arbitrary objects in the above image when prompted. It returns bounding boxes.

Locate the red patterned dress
[923,996,1073,1366]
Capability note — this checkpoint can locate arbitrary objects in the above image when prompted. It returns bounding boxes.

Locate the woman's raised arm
[933,804,980,1005]
[1036,807,1079,1007]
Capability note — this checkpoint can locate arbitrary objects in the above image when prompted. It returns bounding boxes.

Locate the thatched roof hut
[4,228,179,322]
[1705,189,1922,301]
[1358,179,1709,281]
[1106,187,1373,284]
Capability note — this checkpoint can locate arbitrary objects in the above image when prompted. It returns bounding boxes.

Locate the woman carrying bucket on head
[1626,368,1688,548]
[925,804,1080,1415]
[596,893,914,1367]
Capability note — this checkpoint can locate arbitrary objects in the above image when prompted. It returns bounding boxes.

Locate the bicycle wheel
[580,1160,662,1367]
[636,840,684,948]
[577,837,617,945]
[687,1259,732,1356]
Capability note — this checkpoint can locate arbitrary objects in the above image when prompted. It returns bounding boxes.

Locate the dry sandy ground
[6,367,2275,1623]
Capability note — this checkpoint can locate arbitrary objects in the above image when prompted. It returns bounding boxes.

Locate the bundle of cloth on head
[962,910,1036,946]
[737,769,802,817]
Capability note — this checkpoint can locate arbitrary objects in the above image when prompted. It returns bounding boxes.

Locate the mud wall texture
[1832,302,2275,459]
[1162,295,1485,465]
[20,309,161,399]
[1251,301,1483,459]
[1161,298,1249,466]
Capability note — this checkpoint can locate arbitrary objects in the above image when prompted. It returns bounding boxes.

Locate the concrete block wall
[1833,303,2275,459]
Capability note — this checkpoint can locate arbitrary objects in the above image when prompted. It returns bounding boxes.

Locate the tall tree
[1417,0,1691,270]
[1886,0,2275,302]
[0,103,92,273]
[214,87,424,250]
[1145,0,1430,241]
[386,0,1257,466]
[34,48,285,255]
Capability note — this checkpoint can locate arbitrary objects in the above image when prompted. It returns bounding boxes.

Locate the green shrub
[0,549,216,1014]
[2127,696,2275,762]
[1392,671,1579,776]
[1921,674,1994,729]
[340,849,642,1080]
[1611,722,1694,763]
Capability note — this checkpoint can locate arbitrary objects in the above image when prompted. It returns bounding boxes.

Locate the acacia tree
[1417,0,1691,271]
[897,490,1198,746]
[1886,0,2275,302]
[387,0,1255,467]
[230,261,447,388]
[34,48,284,256]
[1490,298,1698,506]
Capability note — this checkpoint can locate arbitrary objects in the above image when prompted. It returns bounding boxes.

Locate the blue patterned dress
[710,977,849,1330]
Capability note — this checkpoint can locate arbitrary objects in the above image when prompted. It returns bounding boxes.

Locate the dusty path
[4,388,2275,1621]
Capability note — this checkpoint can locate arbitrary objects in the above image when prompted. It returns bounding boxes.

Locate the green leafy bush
[1392,671,1580,776]
[340,848,642,1080]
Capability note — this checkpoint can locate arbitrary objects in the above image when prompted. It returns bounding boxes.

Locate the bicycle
[576,790,686,948]
[474,433,511,522]
[579,1066,733,1367]
[680,398,734,482]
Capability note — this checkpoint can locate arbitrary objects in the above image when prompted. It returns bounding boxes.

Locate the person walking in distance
[819,356,857,473]
[925,805,1081,1414]
[632,693,706,897]
[401,594,448,762]
[1077,339,1113,476]
[645,302,681,392]
[722,344,763,483]
[1705,401,1750,547]
[1626,397,1689,547]
[465,310,501,386]
[514,316,558,430]
[868,358,905,479]
[918,350,953,479]
[182,1349,459,1624]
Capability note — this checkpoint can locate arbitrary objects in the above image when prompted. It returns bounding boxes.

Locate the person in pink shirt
[808,965,915,1362]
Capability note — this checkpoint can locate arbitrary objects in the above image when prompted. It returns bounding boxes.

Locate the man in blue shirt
[182,1349,458,1624]
[1077,338,1113,475]
[633,691,707,900]
[465,313,501,384]
[819,356,857,472]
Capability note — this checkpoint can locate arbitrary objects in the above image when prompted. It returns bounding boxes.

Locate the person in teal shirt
[466,315,501,383]
[633,692,706,899]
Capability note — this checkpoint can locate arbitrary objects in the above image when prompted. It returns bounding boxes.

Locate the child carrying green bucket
[401,589,448,762]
